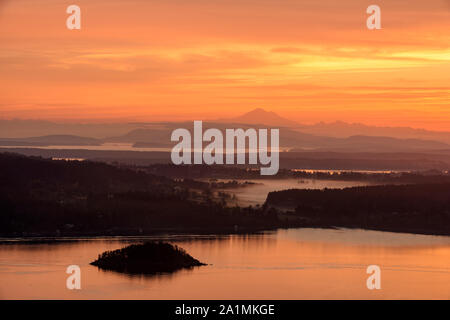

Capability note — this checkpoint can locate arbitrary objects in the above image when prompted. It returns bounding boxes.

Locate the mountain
[105,122,449,153]
[0,120,138,139]
[289,135,449,153]
[218,108,300,127]
[297,121,450,145]
[220,109,450,144]
[2,110,449,153]
[0,135,102,146]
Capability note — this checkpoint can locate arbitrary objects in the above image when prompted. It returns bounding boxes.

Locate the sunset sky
[0,0,449,130]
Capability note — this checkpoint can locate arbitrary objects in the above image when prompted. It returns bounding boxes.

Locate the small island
[90,242,206,275]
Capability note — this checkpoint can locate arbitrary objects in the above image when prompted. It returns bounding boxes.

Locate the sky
[0,0,449,130]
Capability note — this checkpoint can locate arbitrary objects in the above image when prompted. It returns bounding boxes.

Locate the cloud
[0,0,449,129]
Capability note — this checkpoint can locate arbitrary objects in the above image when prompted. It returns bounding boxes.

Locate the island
[90,242,207,275]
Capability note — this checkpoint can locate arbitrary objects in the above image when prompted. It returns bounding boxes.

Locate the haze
[0,0,449,130]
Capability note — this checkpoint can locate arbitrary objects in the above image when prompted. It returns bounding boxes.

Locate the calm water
[0,228,449,300]
[220,179,377,206]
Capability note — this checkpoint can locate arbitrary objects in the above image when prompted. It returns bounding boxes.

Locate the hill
[298,121,450,144]
[218,108,300,127]
[0,135,102,146]
[105,121,450,153]
[0,152,280,236]
[266,184,450,235]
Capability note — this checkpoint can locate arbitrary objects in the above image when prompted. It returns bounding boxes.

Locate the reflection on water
[0,228,449,299]
[221,179,377,206]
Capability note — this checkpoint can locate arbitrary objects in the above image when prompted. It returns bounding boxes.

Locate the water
[1,228,449,299]
[219,179,377,206]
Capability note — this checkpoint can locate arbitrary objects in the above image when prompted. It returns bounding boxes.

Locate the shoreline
[1,225,449,244]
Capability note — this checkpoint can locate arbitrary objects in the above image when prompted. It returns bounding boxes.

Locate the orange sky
[0,0,449,130]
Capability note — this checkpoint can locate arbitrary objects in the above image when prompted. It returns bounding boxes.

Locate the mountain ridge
[217,108,300,127]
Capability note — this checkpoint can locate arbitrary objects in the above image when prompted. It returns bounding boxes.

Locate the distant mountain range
[217,108,300,127]
[297,121,450,144]
[222,108,450,145]
[0,120,136,139]
[1,125,448,154]
[0,135,101,147]
[1,109,450,153]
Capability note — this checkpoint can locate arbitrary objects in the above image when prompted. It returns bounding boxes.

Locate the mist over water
[217,179,378,207]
